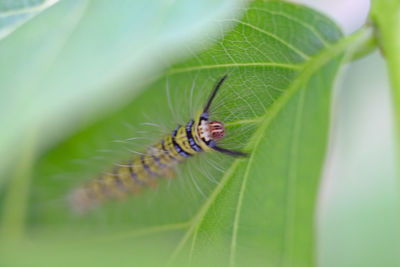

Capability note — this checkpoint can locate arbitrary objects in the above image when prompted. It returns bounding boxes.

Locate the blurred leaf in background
[0,0,58,39]
[318,51,400,267]
[0,0,243,182]
[1,0,400,266]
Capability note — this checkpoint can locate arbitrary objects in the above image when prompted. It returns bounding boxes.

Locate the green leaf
[0,0,57,39]
[0,0,242,183]
[2,1,367,266]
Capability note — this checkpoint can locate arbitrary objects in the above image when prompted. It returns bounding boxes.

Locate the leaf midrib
[168,62,301,75]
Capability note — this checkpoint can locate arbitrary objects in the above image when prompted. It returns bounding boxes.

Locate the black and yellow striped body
[74,116,211,209]
[69,75,245,213]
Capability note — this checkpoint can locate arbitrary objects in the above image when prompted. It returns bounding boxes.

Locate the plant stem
[370,0,400,156]
[0,129,38,242]
[347,26,377,62]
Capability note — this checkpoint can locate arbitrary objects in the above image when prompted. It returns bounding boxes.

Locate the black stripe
[161,139,177,161]
[141,154,156,176]
[186,120,202,152]
[172,126,191,157]
[128,161,143,185]
[150,147,167,169]
[97,180,109,196]
[113,168,125,192]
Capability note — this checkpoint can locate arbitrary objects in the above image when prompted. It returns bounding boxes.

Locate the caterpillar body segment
[69,75,247,213]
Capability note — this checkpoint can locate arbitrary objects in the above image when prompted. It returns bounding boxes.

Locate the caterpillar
[69,75,247,213]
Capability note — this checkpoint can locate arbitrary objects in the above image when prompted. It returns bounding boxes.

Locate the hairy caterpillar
[69,75,247,213]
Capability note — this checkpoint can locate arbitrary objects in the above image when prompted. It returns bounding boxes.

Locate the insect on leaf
[12,1,358,266]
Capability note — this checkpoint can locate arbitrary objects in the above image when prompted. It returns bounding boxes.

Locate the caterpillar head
[209,120,225,141]
[198,118,225,142]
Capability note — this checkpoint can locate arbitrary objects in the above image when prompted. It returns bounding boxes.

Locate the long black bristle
[203,75,228,113]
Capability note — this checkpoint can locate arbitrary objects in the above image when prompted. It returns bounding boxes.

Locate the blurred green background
[1,0,399,266]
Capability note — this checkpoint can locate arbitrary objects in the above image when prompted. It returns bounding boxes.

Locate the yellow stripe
[132,157,154,185]
[175,125,197,155]
[103,173,125,198]
[117,165,140,192]
[89,180,105,200]
[164,135,185,160]
[143,153,164,175]
[191,119,203,149]
[193,113,211,151]
[153,143,176,167]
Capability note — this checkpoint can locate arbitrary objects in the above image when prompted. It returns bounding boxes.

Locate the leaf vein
[280,82,306,266]
[231,19,310,60]
[245,7,331,47]
[168,62,301,75]
[168,21,365,265]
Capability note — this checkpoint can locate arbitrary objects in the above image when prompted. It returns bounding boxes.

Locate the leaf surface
[0,0,242,181]
[1,1,360,266]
